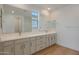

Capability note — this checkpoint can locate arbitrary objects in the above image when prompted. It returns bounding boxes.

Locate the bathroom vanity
[0,32,56,55]
[0,5,56,55]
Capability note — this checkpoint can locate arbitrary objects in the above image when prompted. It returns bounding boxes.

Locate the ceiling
[7,4,70,12]
[26,4,69,11]
[2,4,70,16]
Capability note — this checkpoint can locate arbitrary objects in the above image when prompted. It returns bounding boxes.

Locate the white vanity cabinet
[14,39,25,55]
[34,34,56,53]
[30,37,37,54]
[3,41,15,55]
[0,33,56,55]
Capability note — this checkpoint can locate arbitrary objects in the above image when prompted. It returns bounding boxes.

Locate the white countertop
[0,31,56,42]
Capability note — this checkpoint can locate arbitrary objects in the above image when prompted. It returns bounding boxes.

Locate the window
[32,19,38,29]
[32,9,38,17]
[32,9,39,29]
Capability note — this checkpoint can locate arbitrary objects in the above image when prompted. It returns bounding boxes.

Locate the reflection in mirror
[0,4,56,34]
[2,5,22,33]
[2,5,32,34]
[21,16,32,32]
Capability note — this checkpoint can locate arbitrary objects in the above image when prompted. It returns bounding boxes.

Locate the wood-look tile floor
[34,44,79,55]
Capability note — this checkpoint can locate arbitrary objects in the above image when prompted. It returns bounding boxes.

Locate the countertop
[0,31,56,42]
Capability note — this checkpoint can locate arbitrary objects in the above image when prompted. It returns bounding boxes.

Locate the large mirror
[0,4,56,34]
[2,5,32,34]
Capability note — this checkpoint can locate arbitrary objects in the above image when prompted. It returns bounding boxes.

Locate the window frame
[32,9,39,29]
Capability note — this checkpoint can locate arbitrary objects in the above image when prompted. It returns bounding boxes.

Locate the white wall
[55,5,79,51]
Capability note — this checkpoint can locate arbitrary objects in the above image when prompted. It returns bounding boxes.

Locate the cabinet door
[15,42,24,55]
[23,39,30,55]
[36,36,43,45]
[36,36,46,51]
[14,39,24,55]
[45,35,49,47]
[48,35,52,46]
[3,45,14,55]
[30,37,36,54]
[36,37,41,51]
[3,41,15,55]
[42,35,47,48]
